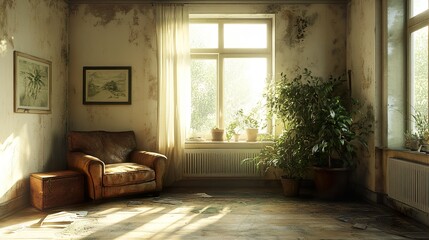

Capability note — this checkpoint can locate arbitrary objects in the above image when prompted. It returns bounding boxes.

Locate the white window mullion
[218,55,224,129]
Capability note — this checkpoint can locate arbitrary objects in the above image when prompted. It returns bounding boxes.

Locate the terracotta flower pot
[313,166,351,199]
[281,176,301,197]
[211,128,224,141]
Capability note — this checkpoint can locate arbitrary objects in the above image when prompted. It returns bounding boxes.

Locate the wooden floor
[1,184,429,240]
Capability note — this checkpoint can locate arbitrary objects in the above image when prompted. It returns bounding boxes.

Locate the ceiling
[68,0,348,4]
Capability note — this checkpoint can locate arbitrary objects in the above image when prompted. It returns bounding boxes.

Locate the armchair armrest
[130,151,167,191]
[67,152,105,200]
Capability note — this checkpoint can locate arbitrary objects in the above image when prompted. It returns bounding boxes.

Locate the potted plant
[211,127,224,141]
[300,70,372,199]
[266,68,372,199]
[226,110,244,142]
[235,108,261,142]
[405,110,427,151]
[246,130,310,196]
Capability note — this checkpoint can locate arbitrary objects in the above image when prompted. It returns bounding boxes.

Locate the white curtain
[156,4,190,186]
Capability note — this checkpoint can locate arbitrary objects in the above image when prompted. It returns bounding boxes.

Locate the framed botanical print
[14,51,52,113]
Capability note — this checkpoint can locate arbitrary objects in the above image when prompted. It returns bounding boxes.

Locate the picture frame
[14,51,52,114]
[83,66,132,105]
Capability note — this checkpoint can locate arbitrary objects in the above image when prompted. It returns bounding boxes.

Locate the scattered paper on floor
[352,223,368,230]
[40,211,88,227]
[195,193,213,198]
[152,198,183,205]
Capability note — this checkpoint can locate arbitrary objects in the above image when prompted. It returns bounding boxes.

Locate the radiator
[183,149,262,177]
[387,158,429,213]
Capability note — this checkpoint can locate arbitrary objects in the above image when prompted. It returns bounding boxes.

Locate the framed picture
[14,51,52,114]
[83,66,131,105]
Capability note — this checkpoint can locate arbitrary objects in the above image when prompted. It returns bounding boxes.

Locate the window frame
[407,1,429,131]
[189,17,274,139]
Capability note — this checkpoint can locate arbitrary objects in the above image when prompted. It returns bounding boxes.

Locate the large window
[187,17,273,140]
[408,1,429,131]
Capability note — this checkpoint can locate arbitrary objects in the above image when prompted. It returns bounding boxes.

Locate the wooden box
[30,170,84,211]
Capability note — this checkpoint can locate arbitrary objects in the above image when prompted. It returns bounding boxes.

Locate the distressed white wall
[0,0,68,217]
[68,4,158,151]
[347,0,381,192]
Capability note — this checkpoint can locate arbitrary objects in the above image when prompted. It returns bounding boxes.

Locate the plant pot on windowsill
[233,133,240,142]
[211,128,224,141]
[246,128,258,142]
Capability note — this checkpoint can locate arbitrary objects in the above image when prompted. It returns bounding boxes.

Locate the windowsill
[185,140,272,149]
[384,148,429,166]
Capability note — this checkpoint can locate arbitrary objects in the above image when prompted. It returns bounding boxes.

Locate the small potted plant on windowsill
[226,110,245,142]
[211,127,224,141]
[404,111,428,151]
[235,108,261,142]
[226,120,242,142]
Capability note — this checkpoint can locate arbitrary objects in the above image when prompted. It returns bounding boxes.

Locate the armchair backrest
[68,131,137,164]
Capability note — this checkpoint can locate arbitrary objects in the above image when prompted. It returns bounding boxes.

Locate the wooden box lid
[31,170,82,180]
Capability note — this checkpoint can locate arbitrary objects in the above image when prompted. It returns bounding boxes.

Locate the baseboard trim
[354,185,385,204]
[0,194,29,220]
[383,196,429,227]
[355,185,429,227]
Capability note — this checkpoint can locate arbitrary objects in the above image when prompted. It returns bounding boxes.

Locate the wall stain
[140,7,156,50]
[84,4,133,27]
[128,9,140,46]
[148,75,157,101]
[128,25,139,46]
[43,0,64,11]
[142,126,156,151]
[86,107,95,123]
[69,4,79,16]
[360,57,373,90]
[0,0,16,50]
[283,8,318,48]
[265,4,282,14]
[132,9,139,26]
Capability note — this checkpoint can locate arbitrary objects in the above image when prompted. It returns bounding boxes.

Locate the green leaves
[266,68,372,169]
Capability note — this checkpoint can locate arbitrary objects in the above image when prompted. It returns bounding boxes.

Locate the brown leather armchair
[67,131,167,200]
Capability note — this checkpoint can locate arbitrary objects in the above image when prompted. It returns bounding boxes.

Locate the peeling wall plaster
[84,4,133,26]
[283,9,318,48]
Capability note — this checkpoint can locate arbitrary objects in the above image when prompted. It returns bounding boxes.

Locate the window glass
[188,18,272,140]
[410,0,428,18]
[223,58,267,129]
[190,59,217,137]
[189,24,218,48]
[411,26,429,119]
[224,24,267,48]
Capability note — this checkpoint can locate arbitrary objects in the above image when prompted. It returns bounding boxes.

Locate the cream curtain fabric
[156,4,190,186]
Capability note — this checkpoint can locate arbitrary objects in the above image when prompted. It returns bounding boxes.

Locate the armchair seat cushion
[103,163,155,187]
